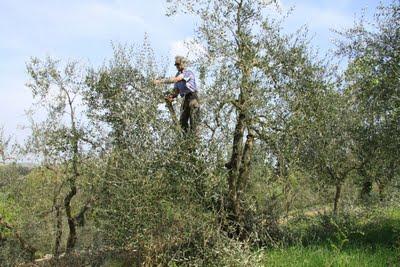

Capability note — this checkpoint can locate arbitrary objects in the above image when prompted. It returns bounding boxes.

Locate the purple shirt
[174,69,197,96]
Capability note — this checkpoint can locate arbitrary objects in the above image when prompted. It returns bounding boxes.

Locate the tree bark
[54,204,63,257]
[237,130,255,204]
[65,92,79,253]
[65,182,77,252]
[333,183,342,215]
[227,111,246,220]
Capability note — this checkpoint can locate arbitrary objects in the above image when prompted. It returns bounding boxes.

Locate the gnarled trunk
[54,204,63,256]
[227,111,246,220]
[333,183,342,215]
[65,182,77,252]
[65,95,79,253]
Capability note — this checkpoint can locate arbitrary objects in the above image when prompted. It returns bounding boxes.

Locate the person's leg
[180,97,190,133]
[189,98,200,135]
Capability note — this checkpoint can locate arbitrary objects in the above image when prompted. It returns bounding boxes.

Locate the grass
[260,206,400,266]
[262,245,398,267]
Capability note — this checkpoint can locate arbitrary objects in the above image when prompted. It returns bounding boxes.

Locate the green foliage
[337,0,400,200]
[2,1,399,266]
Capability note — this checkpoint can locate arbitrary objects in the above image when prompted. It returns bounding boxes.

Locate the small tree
[336,1,400,200]
[26,57,94,254]
[298,90,358,214]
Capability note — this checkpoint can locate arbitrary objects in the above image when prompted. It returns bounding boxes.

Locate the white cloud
[169,38,206,62]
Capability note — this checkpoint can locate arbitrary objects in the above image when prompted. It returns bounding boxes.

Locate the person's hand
[164,94,175,103]
[153,79,162,85]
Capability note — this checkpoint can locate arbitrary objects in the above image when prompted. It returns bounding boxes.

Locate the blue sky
[0,0,388,142]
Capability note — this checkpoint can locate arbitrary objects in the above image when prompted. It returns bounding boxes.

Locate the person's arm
[154,74,184,85]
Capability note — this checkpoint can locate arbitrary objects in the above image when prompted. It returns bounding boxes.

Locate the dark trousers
[180,92,200,135]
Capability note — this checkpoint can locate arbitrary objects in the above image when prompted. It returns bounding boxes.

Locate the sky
[0,0,389,143]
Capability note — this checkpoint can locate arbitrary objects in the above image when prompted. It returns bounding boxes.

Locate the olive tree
[82,38,251,265]
[26,57,95,255]
[166,0,353,226]
[337,1,400,200]
[166,0,297,230]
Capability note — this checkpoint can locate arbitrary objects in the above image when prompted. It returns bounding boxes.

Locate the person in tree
[154,56,200,135]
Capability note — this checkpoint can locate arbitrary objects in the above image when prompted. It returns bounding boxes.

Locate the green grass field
[260,207,400,267]
[262,245,398,267]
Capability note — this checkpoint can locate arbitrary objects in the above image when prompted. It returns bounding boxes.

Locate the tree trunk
[359,168,372,200]
[333,183,342,215]
[54,204,63,257]
[65,132,79,252]
[377,180,386,202]
[227,110,246,215]
[360,177,372,200]
[64,91,80,253]
[65,183,77,252]
[237,130,255,202]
